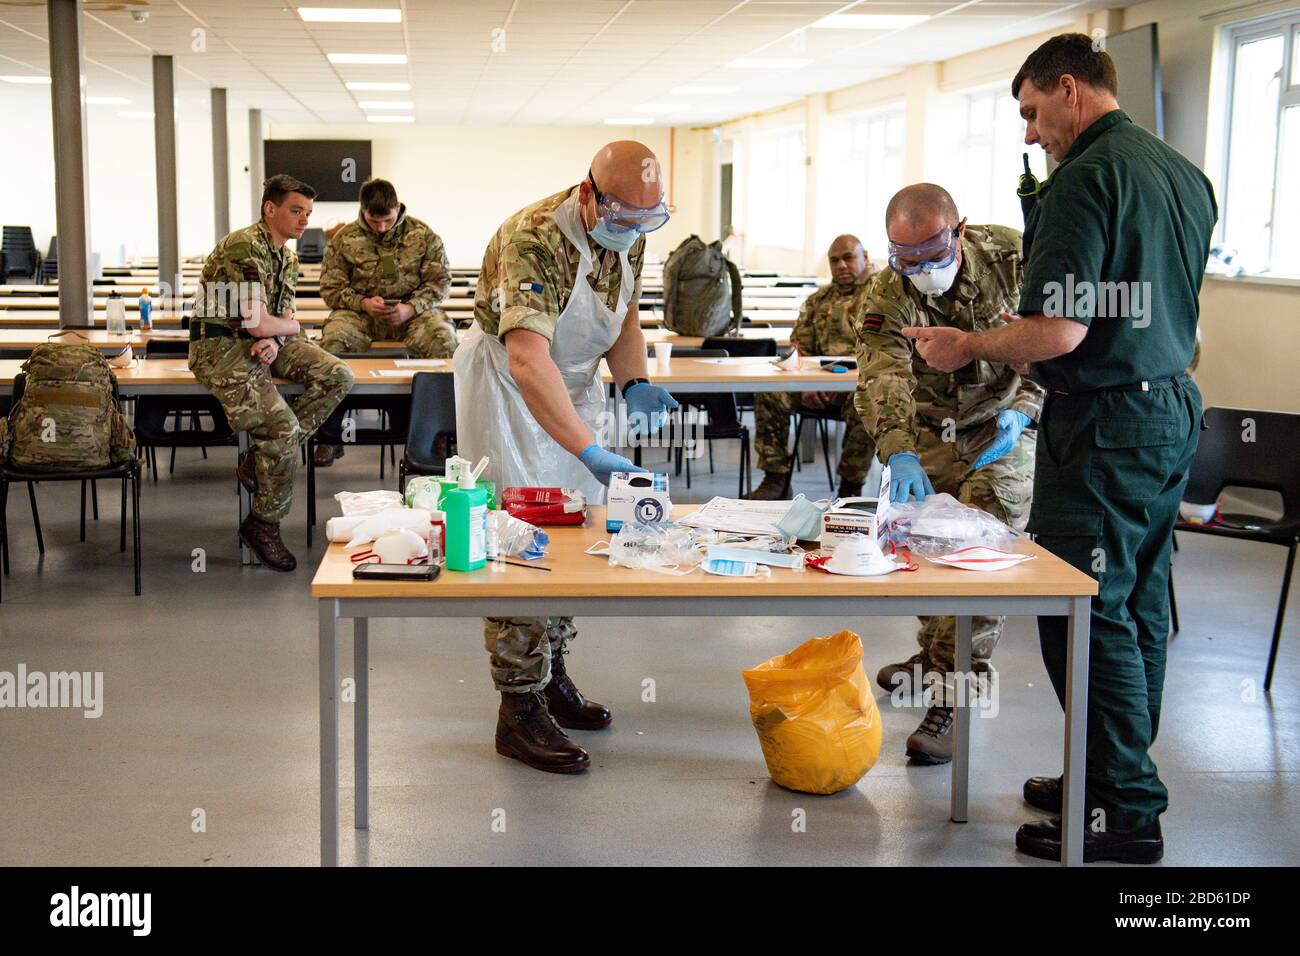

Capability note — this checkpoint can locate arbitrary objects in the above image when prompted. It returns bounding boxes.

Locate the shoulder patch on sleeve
[242,265,260,280]
[862,312,886,333]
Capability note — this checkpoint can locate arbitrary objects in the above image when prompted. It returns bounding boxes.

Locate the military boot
[544,648,612,730]
[495,690,590,773]
[313,444,344,467]
[876,650,933,694]
[748,472,790,500]
[905,705,954,765]
[238,513,297,572]
[837,478,863,500]
[1023,774,1063,813]
[236,449,257,493]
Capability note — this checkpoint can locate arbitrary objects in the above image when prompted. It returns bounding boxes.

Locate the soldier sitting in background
[856,184,1043,764]
[748,234,878,501]
[317,177,458,465]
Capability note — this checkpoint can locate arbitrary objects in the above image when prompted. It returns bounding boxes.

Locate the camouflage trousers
[319,308,458,359]
[912,424,1036,678]
[484,616,577,693]
[754,391,875,482]
[189,334,354,521]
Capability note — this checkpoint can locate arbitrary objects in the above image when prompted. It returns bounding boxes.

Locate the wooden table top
[311,505,1097,600]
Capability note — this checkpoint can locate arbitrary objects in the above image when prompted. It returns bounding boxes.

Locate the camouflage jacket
[852,224,1045,461]
[472,186,644,343]
[319,206,451,315]
[791,269,878,357]
[193,220,297,329]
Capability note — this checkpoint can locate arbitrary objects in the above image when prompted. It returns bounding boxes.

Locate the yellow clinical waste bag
[742,630,882,795]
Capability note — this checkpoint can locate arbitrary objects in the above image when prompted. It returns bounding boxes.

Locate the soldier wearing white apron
[454,142,678,773]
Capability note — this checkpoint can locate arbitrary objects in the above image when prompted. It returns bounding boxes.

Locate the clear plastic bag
[586,522,710,574]
[881,492,1016,557]
[486,510,550,560]
[334,489,405,517]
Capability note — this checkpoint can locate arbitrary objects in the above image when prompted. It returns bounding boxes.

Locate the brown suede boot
[236,449,257,493]
[313,444,344,467]
[876,650,934,694]
[238,513,297,572]
[495,690,590,773]
[544,648,612,730]
[747,472,790,500]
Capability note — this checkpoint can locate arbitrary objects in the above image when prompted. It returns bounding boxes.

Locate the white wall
[265,122,703,267]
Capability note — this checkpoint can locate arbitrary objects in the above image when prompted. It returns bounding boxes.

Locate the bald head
[590,140,663,207]
[827,234,868,286]
[885,184,961,245]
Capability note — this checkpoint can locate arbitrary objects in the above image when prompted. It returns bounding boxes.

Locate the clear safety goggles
[887,224,962,276]
[589,172,671,235]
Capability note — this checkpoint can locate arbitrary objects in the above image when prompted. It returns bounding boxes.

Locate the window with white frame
[946,84,1046,231]
[746,125,806,249]
[1221,12,1300,276]
[818,104,904,260]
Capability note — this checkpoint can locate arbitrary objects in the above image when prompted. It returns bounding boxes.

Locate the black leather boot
[1024,774,1063,813]
[544,648,612,730]
[495,690,590,773]
[1016,816,1164,864]
[238,513,296,572]
[236,449,257,493]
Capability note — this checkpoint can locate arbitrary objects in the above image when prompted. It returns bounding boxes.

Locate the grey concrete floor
[0,429,1295,866]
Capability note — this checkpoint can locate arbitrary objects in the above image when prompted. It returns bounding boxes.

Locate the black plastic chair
[1170,406,1300,691]
[2,225,40,281]
[38,235,57,283]
[783,404,840,495]
[297,228,326,264]
[133,339,236,479]
[702,334,777,416]
[0,373,141,602]
[660,349,751,494]
[398,371,457,491]
[305,350,413,546]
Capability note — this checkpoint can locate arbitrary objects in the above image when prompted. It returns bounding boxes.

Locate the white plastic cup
[654,341,672,370]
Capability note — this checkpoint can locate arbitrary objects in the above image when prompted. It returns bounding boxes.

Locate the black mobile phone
[352,562,440,581]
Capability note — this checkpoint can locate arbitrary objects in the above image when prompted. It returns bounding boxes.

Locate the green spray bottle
[444,455,488,572]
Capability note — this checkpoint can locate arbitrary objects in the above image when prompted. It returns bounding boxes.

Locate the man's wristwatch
[620,377,649,397]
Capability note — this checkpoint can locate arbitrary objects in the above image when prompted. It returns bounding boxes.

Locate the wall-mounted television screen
[262,140,373,202]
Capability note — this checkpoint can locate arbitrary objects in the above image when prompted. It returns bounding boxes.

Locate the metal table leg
[950,614,972,824]
[319,600,339,867]
[1061,595,1091,866]
[354,617,369,831]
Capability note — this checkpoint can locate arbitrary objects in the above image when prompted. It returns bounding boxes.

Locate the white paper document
[392,359,449,368]
[677,497,794,536]
[369,369,418,377]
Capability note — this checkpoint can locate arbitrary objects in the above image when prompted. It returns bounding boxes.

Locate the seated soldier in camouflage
[189,174,355,571]
[749,234,878,500]
[316,178,457,465]
[854,184,1043,764]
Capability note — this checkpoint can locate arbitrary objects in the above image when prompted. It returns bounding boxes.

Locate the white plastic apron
[453,191,632,505]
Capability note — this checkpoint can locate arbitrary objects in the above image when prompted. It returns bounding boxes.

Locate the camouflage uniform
[853,225,1044,677]
[318,206,458,358]
[753,274,877,483]
[189,220,354,522]
[472,186,645,693]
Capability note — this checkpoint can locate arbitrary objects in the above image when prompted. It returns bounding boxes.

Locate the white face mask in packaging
[701,558,771,578]
[372,528,429,564]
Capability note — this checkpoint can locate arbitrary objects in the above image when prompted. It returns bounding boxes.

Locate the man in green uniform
[855,184,1044,764]
[189,174,355,571]
[906,34,1216,863]
[454,141,677,774]
[316,178,458,465]
[748,234,877,501]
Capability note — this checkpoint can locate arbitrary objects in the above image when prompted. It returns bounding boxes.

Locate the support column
[211,87,230,241]
[47,0,91,328]
[152,55,180,304]
[248,108,264,222]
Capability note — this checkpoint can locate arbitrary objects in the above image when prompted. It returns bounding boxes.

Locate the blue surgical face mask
[589,216,638,253]
[702,558,769,578]
[776,495,832,542]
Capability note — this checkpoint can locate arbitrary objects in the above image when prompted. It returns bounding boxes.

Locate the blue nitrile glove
[624,381,679,435]
[579,444,647,487]
[972,409,1032,470]
[888,452,935,503]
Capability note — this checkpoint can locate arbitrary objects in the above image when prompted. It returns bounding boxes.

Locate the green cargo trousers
[1028,375,1201,831]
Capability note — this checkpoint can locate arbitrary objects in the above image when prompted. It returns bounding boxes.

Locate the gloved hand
[887,452,935,503]
[973,409,1032,470]
[624,382,679,435]
[578,444,647,487]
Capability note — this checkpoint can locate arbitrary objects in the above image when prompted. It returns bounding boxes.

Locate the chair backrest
[702,335,777,357]
[1184,406,1300,514]
[145,338,190,357]
[405,372,457,468]
[333,348,412,360]
[45,235,58,262]
[297,228,326,262]
[660,347,729,359]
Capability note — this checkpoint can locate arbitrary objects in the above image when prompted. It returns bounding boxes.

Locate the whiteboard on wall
[1106,23,1164,139]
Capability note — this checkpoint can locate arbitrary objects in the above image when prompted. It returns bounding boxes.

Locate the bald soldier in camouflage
[318,177,458,359]
[189,174,354,571]
[749,235,878,500]
[855,184,1044,764]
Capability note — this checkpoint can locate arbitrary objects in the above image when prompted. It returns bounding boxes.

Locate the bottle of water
[106,290,127,336]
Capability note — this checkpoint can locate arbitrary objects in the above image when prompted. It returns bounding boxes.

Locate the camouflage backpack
[0,342,135,471]
[662,235,743,337]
